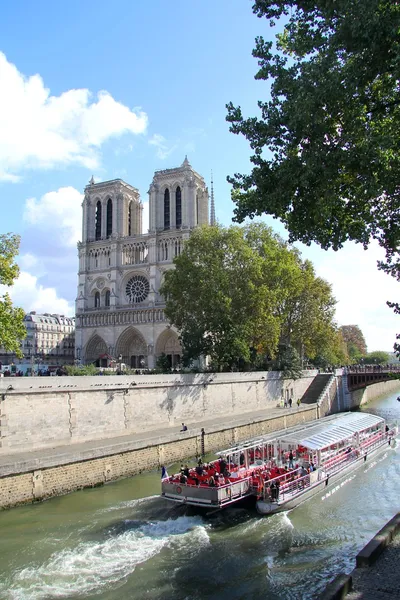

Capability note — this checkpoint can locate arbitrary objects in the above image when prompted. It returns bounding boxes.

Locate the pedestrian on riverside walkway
[297,398,301,408]
[289,397,292,408]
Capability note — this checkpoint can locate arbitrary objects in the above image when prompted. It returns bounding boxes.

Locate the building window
[106,199,112,238]
[126,275,150,303]
[95,201,102,240]
[94,292,100,308]
[128,201,132,236]
[176,186,182,228]
[164,189,170,230]
[105,290,110,307]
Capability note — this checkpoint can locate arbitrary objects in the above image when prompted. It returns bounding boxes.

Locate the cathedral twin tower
[75,157,212,369]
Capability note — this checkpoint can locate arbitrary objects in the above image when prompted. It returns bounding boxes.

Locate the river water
[0,391,399,600]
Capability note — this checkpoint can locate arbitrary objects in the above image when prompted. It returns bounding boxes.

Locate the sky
[0,0,398,352]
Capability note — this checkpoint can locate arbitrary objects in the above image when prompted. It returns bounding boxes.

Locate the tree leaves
[0,233,25,355]
[161,223,342,371]
[227,0,400,270]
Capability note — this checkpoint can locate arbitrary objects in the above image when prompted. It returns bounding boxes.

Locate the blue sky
[0,0,398,352]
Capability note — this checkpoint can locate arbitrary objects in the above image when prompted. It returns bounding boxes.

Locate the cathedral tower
[75,159,209,369]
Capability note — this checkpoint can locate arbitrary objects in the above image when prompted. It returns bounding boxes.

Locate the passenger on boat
[195,464,203,476]
[183,465,190,477]
[289,450,294,469]
[309,462,315,472]
[179,473,187,484]
[219,457,227,473]
[270,480,280,500]
[240,453,245,466]
[208,475,216,487]
[219,475,226,485]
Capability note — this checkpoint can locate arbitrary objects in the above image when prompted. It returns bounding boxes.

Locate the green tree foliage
[156,353,172,373]
[226,1,400,274]
[363,350,390,365]
[339,325,367,362]
[273,345,303,380]
[161,223,341,371]
[0,233,25,356]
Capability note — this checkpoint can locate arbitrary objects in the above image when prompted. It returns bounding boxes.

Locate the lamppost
[118,354,122,374]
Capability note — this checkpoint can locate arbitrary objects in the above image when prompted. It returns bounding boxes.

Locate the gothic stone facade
[75,158,209,369]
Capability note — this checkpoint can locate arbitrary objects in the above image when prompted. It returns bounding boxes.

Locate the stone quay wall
[0,405,317,509]
[0,371,317,454]
[350,379,400,408]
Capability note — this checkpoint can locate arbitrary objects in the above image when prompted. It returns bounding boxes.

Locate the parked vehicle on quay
[161,412,398,515]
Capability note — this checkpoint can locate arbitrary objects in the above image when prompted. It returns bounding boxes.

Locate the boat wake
[321,474,357,501]
[2,515,208,600]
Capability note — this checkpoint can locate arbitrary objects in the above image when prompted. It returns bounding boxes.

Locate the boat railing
[321,430,387,476]
[359,430,386,452]
[262,470,316,502]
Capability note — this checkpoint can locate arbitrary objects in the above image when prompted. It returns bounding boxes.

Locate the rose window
[126,275,149,303]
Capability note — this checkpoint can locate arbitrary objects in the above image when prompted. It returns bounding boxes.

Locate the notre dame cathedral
[75,157,215,369]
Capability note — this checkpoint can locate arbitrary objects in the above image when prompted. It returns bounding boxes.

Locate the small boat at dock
[161,412,397,514]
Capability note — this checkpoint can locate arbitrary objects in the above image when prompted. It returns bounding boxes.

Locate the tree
[0,234,25,356]
[156,353,172,373]
[340,325,367,362]
[161,224,282,370]
[161,223,340,371]
[273,345,303,380]
[363,350,390,365]
[226,1,400,276]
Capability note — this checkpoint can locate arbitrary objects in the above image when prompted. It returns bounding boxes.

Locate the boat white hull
[256,437,394,515]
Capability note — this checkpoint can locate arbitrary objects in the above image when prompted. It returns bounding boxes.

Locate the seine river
[0,391,399,600]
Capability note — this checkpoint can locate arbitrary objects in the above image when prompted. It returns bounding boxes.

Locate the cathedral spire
[210,171,216,225]
[182,155,190,167]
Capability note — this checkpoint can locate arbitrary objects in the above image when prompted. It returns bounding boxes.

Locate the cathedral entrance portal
[156,330,182,368]
[130,355,146,369]
[85,334,108,366]
[116,328,147,369]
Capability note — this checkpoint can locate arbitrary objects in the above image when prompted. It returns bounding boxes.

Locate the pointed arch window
[94,292,100,308]
[164,189,170,230]
[106,199,113,238]
[95,201,102,240]
[105,290,110,307]
[176,186,182,228]
[128,201,133,236]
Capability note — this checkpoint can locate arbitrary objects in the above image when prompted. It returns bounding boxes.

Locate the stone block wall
[350,380,400,409]
[0,371,316,453]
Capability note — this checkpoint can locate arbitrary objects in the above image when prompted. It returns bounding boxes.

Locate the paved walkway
[0,404,312,477]
[345,531,400,599]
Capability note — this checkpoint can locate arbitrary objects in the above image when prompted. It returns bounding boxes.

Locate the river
[0,390,399,600]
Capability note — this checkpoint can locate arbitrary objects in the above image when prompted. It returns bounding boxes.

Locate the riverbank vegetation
[226,0,400,353]
[0,233,25,356]
[161,223,347,373]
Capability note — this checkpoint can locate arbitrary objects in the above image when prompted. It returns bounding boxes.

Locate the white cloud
[23,186,83,247]
[149,134,177,160]
[18,253,39,271]
[1,271,74,316]
[0,52,148,181]
[299,240,400,352]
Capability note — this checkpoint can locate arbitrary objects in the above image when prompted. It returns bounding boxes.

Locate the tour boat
[160,412,397,514]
